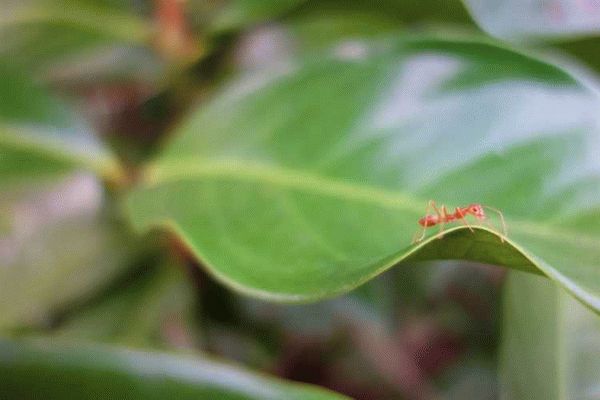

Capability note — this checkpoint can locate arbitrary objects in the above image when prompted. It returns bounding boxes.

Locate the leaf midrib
[145,158,600,251]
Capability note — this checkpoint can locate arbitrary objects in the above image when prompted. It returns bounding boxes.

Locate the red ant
[412,201,507,244]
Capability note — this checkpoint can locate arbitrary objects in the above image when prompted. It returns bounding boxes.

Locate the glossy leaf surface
[0,339,349,400]
[127,37,600,311]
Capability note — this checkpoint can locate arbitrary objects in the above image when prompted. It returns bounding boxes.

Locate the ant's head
[467,204,486,219]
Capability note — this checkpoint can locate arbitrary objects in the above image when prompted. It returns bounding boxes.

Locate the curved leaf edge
[127,216,599,314]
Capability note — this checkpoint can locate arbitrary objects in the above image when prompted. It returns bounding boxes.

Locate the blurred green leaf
[0,63,119,186]
[0,338,349,400]
[0,175,133,330]
[501,271,600,399]
[126,36,600,312]
[54,258,197,348]
[0,0,152,68]
[1,0,150,43]
[462,0,600,41]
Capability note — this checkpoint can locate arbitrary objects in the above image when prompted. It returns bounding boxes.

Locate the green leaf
[0,62,118,186]
[501,271,600,399]
[462,0,600,41]
[0,338,349,400]
[126,36,600,311]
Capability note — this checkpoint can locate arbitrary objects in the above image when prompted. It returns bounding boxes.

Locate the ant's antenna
[483,205,507,241]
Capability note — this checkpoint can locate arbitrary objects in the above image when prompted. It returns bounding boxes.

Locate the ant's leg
[412,228,426,244]
[412,201,431,243]
[412,200,435,243]
[483,206,508,240]
[454,208,475,236]
[432,202,443,219]
[458,209,474,232]
[434,205,448,240]
[457,214,474,233]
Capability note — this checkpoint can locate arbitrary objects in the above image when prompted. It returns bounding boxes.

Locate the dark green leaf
[127,36,600,312]
[0,338,349,400]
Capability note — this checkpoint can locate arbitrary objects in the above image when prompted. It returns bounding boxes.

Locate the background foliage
[1,1,599,399]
